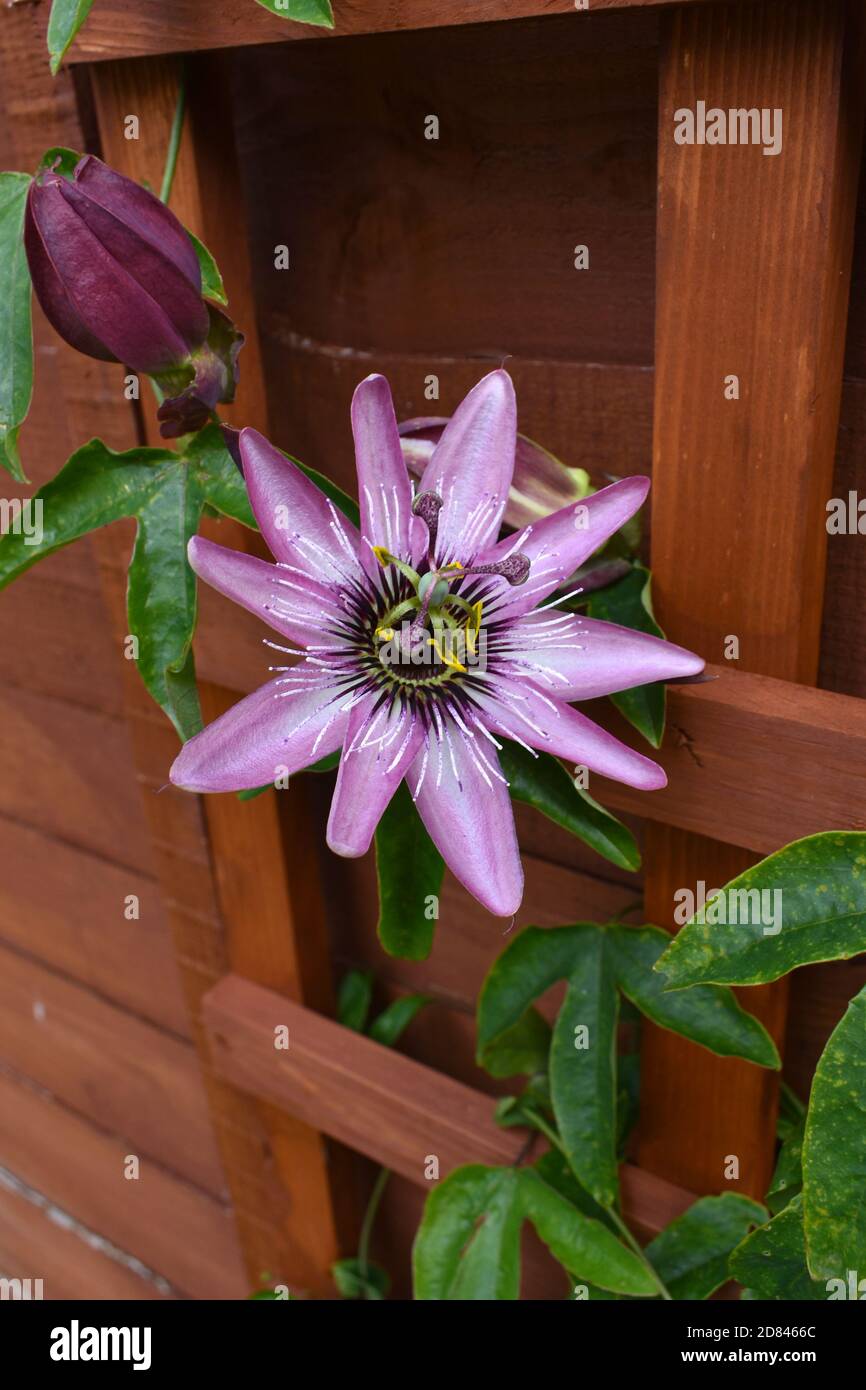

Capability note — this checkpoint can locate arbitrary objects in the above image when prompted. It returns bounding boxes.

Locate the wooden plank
[0,1071,246,1299]
[0,685,156,874]
[598,665,866,852]
[0,943,226,1196]
[87,54,351,1292]
[638,0,866,1198]
[0,1185,169,1301]
[0,818,188,1037]
[67,0,729,65]
[203,974,695,1242]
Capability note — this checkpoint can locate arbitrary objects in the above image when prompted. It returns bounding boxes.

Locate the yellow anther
[466,600,483,656]
[372,545,395,568]
[428,633,466,673]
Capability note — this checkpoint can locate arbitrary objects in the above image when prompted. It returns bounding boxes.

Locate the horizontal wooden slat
[0,945,226,1197]
[597,664,866,854]
[0,1071,246,1299]
[203,975,694,1240]
[0,817,187,1036]
[0,1184,169,1301]
[67,0,725,64]
[0,684,155,875]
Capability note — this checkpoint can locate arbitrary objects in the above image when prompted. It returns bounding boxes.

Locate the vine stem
[358,1166,391,1287]
[159,66,187,205]
[526,1109,673,1302]
[607,1205,673,1302]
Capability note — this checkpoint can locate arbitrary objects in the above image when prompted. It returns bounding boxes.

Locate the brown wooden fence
[1,0,865,1299]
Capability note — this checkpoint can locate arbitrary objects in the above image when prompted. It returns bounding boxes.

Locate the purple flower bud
[25,154,209,375]
[399,416,591,530]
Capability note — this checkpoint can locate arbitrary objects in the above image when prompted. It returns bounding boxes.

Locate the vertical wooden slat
[639,0,866,1197]
[85,54,350,1291]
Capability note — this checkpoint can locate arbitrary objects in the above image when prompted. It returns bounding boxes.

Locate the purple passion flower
[171,371,703,916]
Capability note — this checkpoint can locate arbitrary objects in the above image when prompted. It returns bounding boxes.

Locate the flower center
[365,491,532,688]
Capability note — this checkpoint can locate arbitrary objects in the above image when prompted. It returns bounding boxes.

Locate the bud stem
[160,65,187,205]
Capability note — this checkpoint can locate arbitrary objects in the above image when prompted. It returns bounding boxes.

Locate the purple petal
[24,195,116,361]
[188,535,343,648]
[419,370,517,565]
[501,612,704,700]
[170,670,349,793]
[239,427,365,585]
[73,155,202,290]
[477,477,650,620]
[352,374,424,573]
[475,677,666,790]
[327,698,424,856]
[410,722,524,917]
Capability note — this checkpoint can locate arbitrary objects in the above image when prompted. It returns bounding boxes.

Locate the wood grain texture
[203,975,695,1244]
[64,0,725,65]
[0,684,155,874]
[0,1185,170,1301]
[234,12,658,380]
[89,54,351,1293]
[597,665,866,852]
[0,944,226,1195]
[0,1071,246,1299]
[638,0,866,1198]
[0,819,188,1036]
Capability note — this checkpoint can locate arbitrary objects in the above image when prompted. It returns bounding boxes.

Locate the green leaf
[0,173,33,482]
[253,0,335,29]
[47,0,95,75]
[412,1164,656,1300]
[412,1166,523,1301]
[368,993,430,1049]
[331,1257,390,1300]
[374,782,443,961]
[0,435,208,739]
[187,230,228,306]
[188,425,257,529]
[518,1168,656,1297]
[655,832,866,989]
[476,924,590,1071]
[336,970,373,1033]
[0,438,172,590]
[729,1198,826,1300]
[127,466,204,741]
[586,564,665,747]
[609,924,780,1068]
[802,983,866,1281]
[498,740,640,872]
[549,926,619,1207]
[37,147,81,180]
[478,1007,551,1080]
[777,1080,806,1143]
[531,1149,614,1229]
[767,1115,804,1216]
[645,1194,766,1300]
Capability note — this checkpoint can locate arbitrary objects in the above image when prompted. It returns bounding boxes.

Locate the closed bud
[25,155,242,436]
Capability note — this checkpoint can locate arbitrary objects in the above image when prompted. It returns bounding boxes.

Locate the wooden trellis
[3,0,865,1297]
